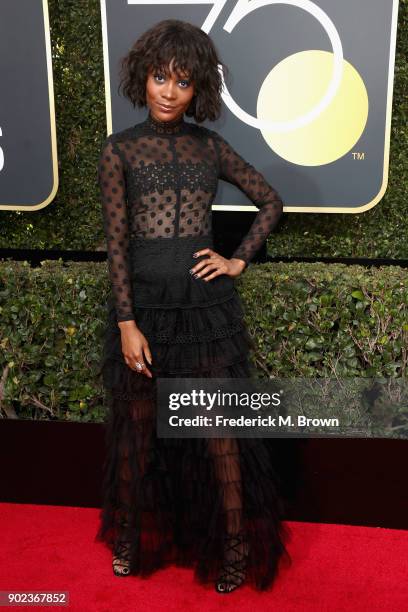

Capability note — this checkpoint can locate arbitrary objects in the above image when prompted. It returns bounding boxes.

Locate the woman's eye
[153,73,190,87]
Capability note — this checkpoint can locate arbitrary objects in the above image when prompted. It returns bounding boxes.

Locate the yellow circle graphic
[257,50,369,166]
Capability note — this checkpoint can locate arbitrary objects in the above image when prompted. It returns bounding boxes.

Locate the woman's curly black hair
[117,19,229,123]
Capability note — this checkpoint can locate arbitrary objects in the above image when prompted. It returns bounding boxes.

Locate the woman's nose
[162,82,177,99]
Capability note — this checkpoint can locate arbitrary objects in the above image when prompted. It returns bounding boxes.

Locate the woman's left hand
[189,248,246,280]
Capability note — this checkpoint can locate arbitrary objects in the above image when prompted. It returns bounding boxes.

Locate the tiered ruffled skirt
[95,234,291,590]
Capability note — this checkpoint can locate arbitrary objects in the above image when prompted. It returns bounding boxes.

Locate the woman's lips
[157,103,176,112]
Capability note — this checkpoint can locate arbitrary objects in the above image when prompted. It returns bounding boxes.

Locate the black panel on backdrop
[102,0,398,213]
[0,0,56,210]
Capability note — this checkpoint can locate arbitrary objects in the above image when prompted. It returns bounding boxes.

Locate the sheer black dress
[95,110,292,590]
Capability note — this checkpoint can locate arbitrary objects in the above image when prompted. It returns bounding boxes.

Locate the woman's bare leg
[113,397,155,575]
[206,437,249,592]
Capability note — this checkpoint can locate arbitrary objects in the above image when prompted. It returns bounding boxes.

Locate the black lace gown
[95,110,292,590]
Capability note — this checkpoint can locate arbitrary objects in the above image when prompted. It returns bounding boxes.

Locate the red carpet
[1,503,407,611]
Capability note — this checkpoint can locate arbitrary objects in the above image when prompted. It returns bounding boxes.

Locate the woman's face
[146,58,195,123]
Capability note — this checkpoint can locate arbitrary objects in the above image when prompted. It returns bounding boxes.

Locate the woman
[95,19,292,593]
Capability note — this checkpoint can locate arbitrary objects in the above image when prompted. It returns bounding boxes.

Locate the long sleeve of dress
[212,132,284,267]
[98,136,135,322]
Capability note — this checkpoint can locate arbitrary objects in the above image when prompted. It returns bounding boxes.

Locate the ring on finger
[135,361,145,371]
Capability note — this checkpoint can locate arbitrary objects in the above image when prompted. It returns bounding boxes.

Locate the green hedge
[0,260,406,428]
[237,262,407,378]
[0,0,407,258]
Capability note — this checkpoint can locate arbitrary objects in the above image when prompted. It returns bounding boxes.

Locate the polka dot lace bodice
[98,110,284,321]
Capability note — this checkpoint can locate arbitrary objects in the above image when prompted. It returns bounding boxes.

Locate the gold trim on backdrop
[0,0,59,211]
[100,0,113,135]
[101,0,399,214]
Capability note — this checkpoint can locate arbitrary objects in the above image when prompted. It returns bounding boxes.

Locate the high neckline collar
[144,109,186,134]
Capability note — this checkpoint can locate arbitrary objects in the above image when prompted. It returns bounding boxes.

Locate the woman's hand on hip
[189,248,246,280]
[118,321,153,378]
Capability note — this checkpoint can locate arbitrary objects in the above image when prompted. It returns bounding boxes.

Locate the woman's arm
[98,136,135,322]
[211,131,284,268]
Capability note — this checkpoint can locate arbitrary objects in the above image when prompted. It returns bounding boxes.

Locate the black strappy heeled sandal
[215,530,249,594]
[112,519,132,577]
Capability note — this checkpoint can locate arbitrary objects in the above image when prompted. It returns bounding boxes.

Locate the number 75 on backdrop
[102,0,400,213]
